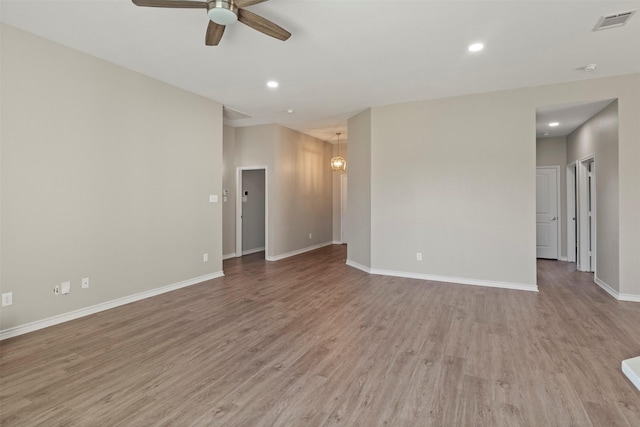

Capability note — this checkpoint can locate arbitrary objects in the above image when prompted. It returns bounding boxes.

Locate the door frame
[566,161,577,263]
[577,155,595,272]
[536,166,561,260]
[236,166,268,258]
[340,174,348,244]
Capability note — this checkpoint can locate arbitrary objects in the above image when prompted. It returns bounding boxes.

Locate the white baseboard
[559,256,568,262]
[345,262,536,292]
[222,253,237,260]
[266,241,333,262]
[0,271,224,341]
[366,267,537,292]
[595,277,640,302]
[242,247,265,256]
[346,259,371,273]
[622,356,640,392]
[332,240,343,245]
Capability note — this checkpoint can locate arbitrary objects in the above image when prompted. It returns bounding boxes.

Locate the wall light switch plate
[209,195,218,203]
[1,292,12,307]
[416,252,422,261]
[61,281,71,294]
[203,253,209,262]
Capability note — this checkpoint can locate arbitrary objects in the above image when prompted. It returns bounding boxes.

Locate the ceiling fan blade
[206,21,226,46]
[132,0,207,9]
[236,0,269,7]
[237,8,291,41]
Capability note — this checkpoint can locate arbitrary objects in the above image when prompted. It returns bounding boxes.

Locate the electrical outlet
[54,285,60,295]
[203,253,209,262]
[1,292,12,307]
[82,277,90,289]
[61,281,71,295]
[416,252,422,261]
[309,233,312,239]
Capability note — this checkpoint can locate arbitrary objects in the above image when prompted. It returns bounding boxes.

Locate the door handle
[550,217,557,221]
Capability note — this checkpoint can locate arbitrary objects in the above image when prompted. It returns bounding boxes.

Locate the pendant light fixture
[330,132,346,172]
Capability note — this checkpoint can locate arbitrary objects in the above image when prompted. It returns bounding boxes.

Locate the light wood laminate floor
[1,245,640,426]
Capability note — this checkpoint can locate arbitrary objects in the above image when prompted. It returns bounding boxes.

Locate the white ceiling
[2,0,639,141]
[536,99,615,139]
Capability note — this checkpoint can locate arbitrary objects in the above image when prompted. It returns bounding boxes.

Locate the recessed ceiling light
[267,81,279,88]
[468,42,484,52]
[549,122,559,127]
[583,64,598,72]
[544,133,550,136]
[287,109,294,114]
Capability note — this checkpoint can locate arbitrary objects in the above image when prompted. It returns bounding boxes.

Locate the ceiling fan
[132,0,291,46]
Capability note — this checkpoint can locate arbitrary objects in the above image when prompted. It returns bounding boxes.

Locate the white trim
[332,240,343,245]
[551,165,562,261]
[0,271,224,341]
[595,277,640,302]
[369,268,538,292]
[622,356,640,392]
[595,276,618,299]
[242,247,265,256]
[236,166,268,260]
[559,256,569,262]
[577,155,596,272]
[223,253,237,260]
[341,174,348,244]
[567,162,577,263]
[265,241,332,262]
[346,259,371,273]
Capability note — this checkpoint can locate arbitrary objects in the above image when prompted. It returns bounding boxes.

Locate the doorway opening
[236,167,268,258]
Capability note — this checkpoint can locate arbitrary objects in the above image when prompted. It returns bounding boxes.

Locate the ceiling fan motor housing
[208,0,238,25]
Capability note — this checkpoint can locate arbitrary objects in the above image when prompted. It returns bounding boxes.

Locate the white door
[536,167,559,259]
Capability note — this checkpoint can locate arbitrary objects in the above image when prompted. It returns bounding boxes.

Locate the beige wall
[566,101,619,290]
[234,125,278,256]
[349,74,639,295]
[228,124,333,259]
[1,25,223,330]
[332,142,348,243]
[274,126,333,256]
[222,125,236,257]
[370,90,535,286]
[346,110,372,268]
[536,137,568,259]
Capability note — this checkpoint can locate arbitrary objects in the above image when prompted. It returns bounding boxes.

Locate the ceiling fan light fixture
[208,0,238,25]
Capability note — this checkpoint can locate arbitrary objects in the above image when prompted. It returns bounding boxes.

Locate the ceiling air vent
[593,10,636,31]
[223,106,251,121]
